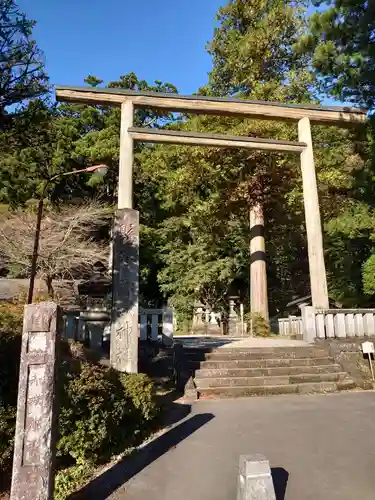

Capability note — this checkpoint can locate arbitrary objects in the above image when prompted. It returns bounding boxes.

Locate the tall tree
[206,0,313,101]
[149,0,367,317]
[0,98,105,206]
[153,0,314,316]
[0,72,179,306]
[0,0,48,126]
[297,0,375,108]
[295,1,375,303]
[68,73,179,306]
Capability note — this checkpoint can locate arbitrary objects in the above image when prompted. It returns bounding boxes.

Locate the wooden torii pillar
[298,117,329,308]
[250,116,331,319]
[250,202,269,321]
[55,85,366,365]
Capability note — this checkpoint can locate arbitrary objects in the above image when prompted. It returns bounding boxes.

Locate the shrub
[0,405,16,474]
[0,302,24,334]
[0,330,21,408]
[0,304,159,498]
[120,372,159,426]
[54,462,94,500]
[0,302,23,483]
[57,347,159,465]
[247,313,271,337]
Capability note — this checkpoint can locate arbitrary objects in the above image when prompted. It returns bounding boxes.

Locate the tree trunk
[45,276,54,299]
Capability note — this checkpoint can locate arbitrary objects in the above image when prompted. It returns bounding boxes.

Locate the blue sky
[19,0,223,94]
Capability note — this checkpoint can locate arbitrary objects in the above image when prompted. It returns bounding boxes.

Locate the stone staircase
[186,345,356,399]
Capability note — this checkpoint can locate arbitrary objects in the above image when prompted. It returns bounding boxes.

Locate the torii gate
[56,86,366,372]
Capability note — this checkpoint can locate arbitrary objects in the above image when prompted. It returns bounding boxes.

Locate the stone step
[186,347,328,362]
[195,364,343,378]
[198,379,356,399]
[195,372,348,388]
[192,357,335,370]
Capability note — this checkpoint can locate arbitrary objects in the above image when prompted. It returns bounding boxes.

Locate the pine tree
[0,0,48,127]
[297,0,375,108]
[152,0,367,315]
[206,0,312,101]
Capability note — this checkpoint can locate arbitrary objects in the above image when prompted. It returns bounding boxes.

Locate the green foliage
[324,203,375,305]
[247,312,271,337]
[362,254,375,296]
[3,0,375,493]
[0,302,23,406]
[0,71,178,307]
[0,99,107,206]
[0,302,23,474]
[0,0,48,124]
[207,0,313,99]
[0,404,16,473]
[55,353,158,499]
[0,323,159,496]
[0,301,23,334]
[58,357,158,464]
[54,462,94,500]
[0,0,374,323]
[119,372,159,422]
[297,0,375,107]
[141,0,368,315]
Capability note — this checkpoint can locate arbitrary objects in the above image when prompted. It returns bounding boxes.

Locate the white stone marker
[162,307,174,346]
[237,454,276,500]
[362,341,375,380]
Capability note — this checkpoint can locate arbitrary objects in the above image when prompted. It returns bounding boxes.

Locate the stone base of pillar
[110,208,139,373]
[228,317,241,336]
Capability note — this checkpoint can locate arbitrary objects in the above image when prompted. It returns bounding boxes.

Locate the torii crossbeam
[56,85,367,372]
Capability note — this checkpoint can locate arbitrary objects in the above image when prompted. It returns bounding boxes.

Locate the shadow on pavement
[271,467,289,500]
[71,412,215,500]
[160,400,192,427]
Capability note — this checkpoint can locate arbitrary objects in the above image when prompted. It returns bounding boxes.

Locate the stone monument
[10,302,61,500]
[110,208,139,373]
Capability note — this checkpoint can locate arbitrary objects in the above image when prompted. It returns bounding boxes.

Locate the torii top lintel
[55,85,367,126]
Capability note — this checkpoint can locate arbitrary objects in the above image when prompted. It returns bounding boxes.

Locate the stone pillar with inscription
[10,302,60,500]
[110,208,139,373]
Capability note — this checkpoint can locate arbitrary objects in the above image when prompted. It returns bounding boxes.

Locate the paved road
[83,392,375,500]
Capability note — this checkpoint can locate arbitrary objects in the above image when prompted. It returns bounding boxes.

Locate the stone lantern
[227,279,245,337]
[77,262,111,353]
[227,295,240,336]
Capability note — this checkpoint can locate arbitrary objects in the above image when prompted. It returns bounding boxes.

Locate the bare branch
[0,202,113,285]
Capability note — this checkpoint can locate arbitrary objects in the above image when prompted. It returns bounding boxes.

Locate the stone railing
[274,316,303,337]
[61,308,83,341]
[61,307,174,347]
[302,307,375,341]
[192,306,222,333]
[139,307,174,345]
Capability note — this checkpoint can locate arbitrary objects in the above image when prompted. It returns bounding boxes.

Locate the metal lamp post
[27,164,108,304]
